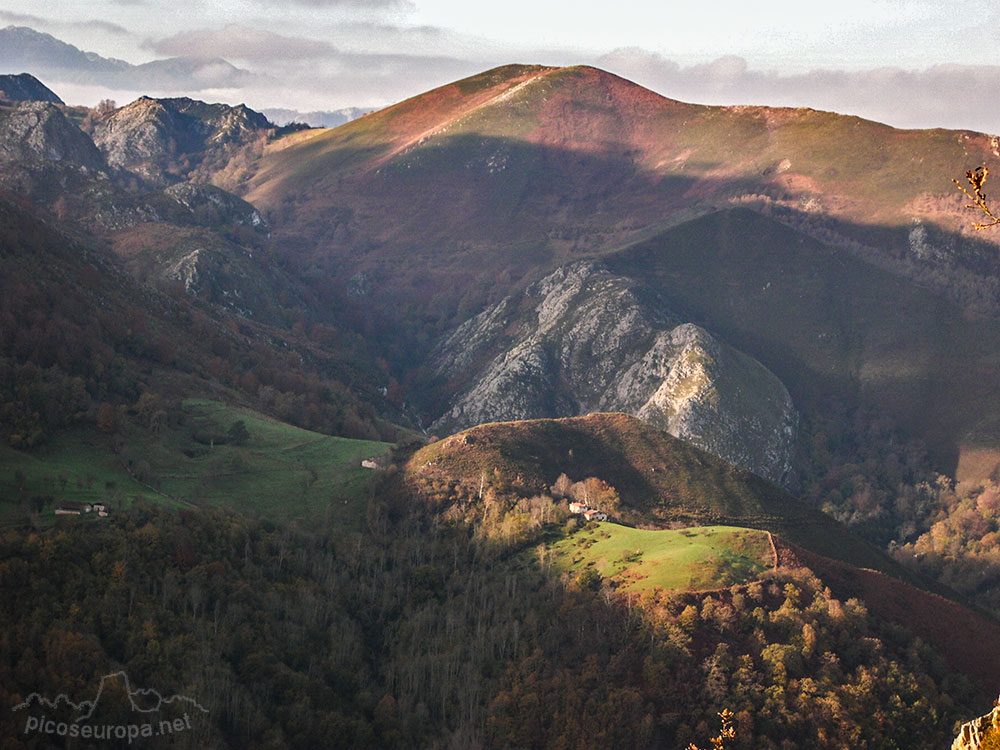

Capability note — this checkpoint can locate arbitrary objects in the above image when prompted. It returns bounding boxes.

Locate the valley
[2,59,1000,748]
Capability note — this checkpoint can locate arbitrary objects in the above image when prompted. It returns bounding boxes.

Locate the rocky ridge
[0,86,305,325]
[429,262,797,484]
[92,96,272,184]
[953,699,1000,750]
[0,101,103,169]
[0,100,113,208]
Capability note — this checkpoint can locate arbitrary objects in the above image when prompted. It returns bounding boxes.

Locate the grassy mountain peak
[239,62,1000,346]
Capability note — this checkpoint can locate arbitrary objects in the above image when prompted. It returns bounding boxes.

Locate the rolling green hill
[246,64,999,253]
[141,398,392,523]
[241,63,1000,308]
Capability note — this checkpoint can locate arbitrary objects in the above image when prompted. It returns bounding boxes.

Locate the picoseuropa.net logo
[13,670,208,743]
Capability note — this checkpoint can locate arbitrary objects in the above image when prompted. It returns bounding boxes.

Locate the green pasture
[0,399,392,530]
[549,523,774,591]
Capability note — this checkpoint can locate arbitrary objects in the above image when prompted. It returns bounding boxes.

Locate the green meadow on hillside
[0,399,392,529]
[0,431,177,524]
[549,523,774,591]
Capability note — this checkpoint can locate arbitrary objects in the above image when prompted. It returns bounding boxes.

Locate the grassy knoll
[408,413,927,580]
[0,399,392,530]
[549,523,773,591]
[410,413,809,523]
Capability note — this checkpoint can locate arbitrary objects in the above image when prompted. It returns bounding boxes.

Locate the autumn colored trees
[0,199,395,451]
[551,473,622,515]
[893,478,1000,616]
[0,466,977,749]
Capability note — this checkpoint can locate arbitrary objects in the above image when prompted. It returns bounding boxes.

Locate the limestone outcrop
[429,262,797,484]
[953,700,1000,750]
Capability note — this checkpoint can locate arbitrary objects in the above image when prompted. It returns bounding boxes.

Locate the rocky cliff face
[163,182,265,229]
[429,262,798,484]
[0,101,103,168]
[92,96,271,184]
[0,93,295,324]
[953,700,1000,750]
[0,100,110,208]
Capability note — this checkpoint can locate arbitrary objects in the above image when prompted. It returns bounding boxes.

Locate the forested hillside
[0,482,976,749]
[3,58,1000,749]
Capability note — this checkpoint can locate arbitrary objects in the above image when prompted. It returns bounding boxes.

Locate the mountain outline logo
[12,670,209,722]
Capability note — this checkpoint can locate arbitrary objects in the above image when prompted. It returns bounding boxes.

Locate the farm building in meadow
[55,501,110,517]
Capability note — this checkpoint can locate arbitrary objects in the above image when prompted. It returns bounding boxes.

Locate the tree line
[0,459,979,748]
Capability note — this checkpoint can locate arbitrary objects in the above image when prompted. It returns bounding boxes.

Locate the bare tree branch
[954,165,1000,230]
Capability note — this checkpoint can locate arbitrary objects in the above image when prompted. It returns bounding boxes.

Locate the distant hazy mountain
[0,25,128,74]
[0,25,257,91]
[0,72,62,104]
[261,107,370,129]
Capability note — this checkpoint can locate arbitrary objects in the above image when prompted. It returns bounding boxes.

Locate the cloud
[0,10,47,25]
[281,0,410,6]
[78,20,130,35]
[147,25,337,62]
[130,56,260,90]
[597,48,1000,134]
[145,19,463,67]
[240,51,480,109]
[0,11,129,36]
[143,24,473,90]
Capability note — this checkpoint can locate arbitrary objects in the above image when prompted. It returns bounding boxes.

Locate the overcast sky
[4,0,1000,132]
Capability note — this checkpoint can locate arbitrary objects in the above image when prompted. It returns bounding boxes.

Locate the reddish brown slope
[241,64,1000,323]
[773,536,1000,695]
[246,64,1000,250]
[239,64,1000,466]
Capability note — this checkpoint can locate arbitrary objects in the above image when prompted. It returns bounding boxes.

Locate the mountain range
[261,106,370,129]
[238,63,1000,475]
[2,48,1000,748]
[0,25,256,91]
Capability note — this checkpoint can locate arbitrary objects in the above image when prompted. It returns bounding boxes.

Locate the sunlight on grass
[549,523,773,591]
